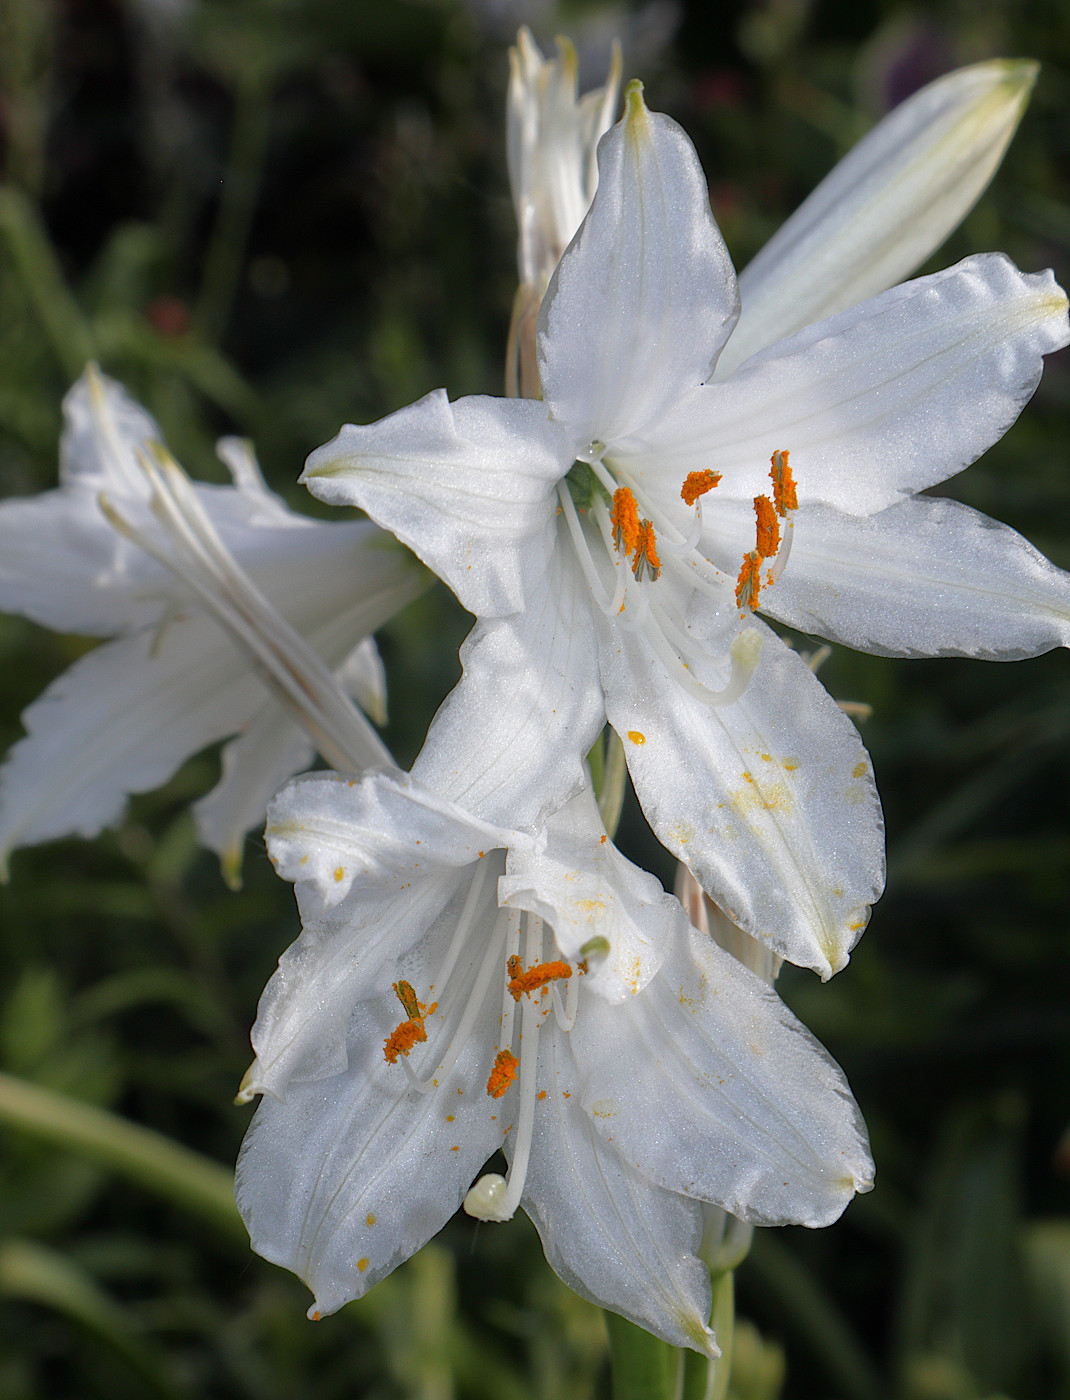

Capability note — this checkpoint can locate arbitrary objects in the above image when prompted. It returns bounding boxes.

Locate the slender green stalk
[606,1311,677,1400]
[598,728,628,840]
[0,1070,243,1238]
[0,186,95,375]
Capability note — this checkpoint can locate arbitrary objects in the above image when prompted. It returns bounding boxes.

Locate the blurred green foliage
[0,0,1069,1396]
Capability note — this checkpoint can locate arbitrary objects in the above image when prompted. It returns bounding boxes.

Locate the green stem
[0,186,95,376]
[193,74,272,344]
[606,1311,677,1400]
[0,1070,244,1239]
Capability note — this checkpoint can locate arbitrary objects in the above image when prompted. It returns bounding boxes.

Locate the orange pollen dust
[769,449,797,515]
[753,494,780,558]
[610,487,641,555]
[383,1016,427,1064]
[680,469,722,506]
[735,551,762,610]
[507,957,573,1002]
[486,1049,519,1098]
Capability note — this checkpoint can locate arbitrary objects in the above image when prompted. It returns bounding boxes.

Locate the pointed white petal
[0,617,266,870]
[500,787,665,1002]
[412,544,605,830]
[520,1021,717,1356]
[302,391,568,617]
[215,434,270,495]
[237,1016,501,1316]
[265,768,519,909]
[763,495,1070,658]
[598,617,884,978]
[538,83,739,447]
[59,365,161,494]
[629,255,1069,515]
[722,60,1038,373]
[573,922,874,1225]
[193,698,315,888]
[338,636,388,726]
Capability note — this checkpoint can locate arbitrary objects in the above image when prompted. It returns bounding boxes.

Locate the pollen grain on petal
[487,1049,519,1098]
[753,494,780,558]
[507,957,573,1001]
[610,487,641,556]
[769,449,798,515]
[681,469,721,506]
[736,550,762,610]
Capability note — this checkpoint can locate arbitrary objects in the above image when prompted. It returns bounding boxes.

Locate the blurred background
[1,0,1069,1396]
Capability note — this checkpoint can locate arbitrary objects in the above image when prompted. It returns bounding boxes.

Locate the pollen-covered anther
[507,956,573,1001]
[610,486,641,556]
[680,469,722,506]
[769,449,798,515]
[753,494,780,559]
[735,550,762,610]
[383,979,431,1064]
[631,519,660,581]
[486,1049,519,1098]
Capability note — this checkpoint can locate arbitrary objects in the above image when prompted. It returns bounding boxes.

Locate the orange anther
[507,958,573,1001]
[610,487,641,556]
[383,1016,427,1064]
[631,519,660,581]
[735,551,762,610]
[487,1049,519,1098]
[753,494,780,558]
[393,980,420,1020]
[681,469,722,506]
[769,449,797,515]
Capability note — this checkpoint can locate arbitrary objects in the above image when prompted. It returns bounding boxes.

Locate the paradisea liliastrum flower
[236,768,872,1352]
[0,367,425,882]
[302,82,1070,980]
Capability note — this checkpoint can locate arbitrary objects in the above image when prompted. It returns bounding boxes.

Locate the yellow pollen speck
[312,1311,321,1321]
[852,761,867,778]
[366,1213,376,1226]
[333,867,344,882]
[627,730,645,745]
[446,1114,455,1122]
[537,1090,547,1100]
[451,1145,460,1152]
[358,1258,369,1273]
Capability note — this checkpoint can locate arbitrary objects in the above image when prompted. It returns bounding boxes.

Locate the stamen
[610,487,641,556]
[486,1049,519,1098]
[631,520,660,582]
[753,495,780,559]
[383,1017,427,1063]
[681,469,721,506]
[736,550,762,610]
[769,449,797,515]
[508,957,572,1001]
[556,481,611,611]
[393,980,421,1019]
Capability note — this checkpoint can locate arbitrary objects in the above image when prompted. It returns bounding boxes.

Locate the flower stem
[605,1311,677,1400]
[0,1070,243,1239]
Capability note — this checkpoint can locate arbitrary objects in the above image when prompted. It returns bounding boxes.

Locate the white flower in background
[0,366,425,883]
[302,83,1068,978]
[236,768,872,1352]
[506,26,620,394]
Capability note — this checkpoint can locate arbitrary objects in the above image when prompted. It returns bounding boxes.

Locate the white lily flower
[302,83,1069,978]
[0,366,425,882]
[506,26,621,394]
[236,768,872,1352]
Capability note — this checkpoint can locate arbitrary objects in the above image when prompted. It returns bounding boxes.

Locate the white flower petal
[538,83,739,447]
[338,636,388,726]
[265,769,518,908]
[500,787,665,1001]
[237,1012,501,1316]
[573,922,874,1226]
[520,1020,717,1356]
[763,495,1070,658]
[59,365,161,494]
[598,617,884,978]
[722,60,1038,373]
[629,255,1069,516]
[302,391,569,617]
[0,617,266,872]
[412,545,605,830]
[193,698,315,888]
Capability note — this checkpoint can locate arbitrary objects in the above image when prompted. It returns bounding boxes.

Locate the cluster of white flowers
[2,31,1067,1355]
